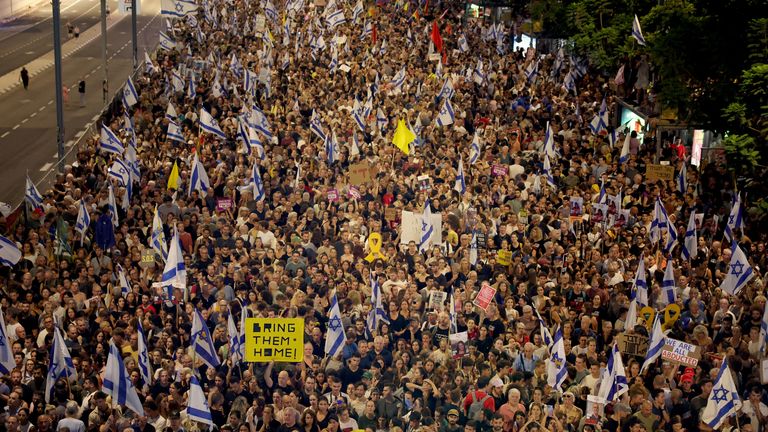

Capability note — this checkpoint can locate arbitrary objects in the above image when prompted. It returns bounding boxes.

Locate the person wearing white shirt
[741,387,768,432]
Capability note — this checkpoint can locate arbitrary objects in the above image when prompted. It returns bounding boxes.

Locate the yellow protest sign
[244,318,304,362]
[364,233,387,262]
[662,304,681,330]
[496,250,512,266]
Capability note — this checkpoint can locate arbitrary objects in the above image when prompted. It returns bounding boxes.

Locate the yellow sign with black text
[244,318,304,363]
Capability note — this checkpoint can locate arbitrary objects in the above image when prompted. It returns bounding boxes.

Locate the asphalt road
[0,0,162,205]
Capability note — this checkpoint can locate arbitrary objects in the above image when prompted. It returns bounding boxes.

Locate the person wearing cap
[440,409,462,432]
[555,391,582,428]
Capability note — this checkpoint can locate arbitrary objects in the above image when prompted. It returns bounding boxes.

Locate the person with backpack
[462,376,496,421]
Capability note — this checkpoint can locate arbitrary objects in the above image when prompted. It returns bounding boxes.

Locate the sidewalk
[0,11,126,95]
[0,0,50,25]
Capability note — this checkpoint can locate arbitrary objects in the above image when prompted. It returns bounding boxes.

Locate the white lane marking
[12,124,20,130]
[29,112,37,118]
[0,132,9,138]
[20,118,28,124]
[39,162,53,172]
[38,106,45,112]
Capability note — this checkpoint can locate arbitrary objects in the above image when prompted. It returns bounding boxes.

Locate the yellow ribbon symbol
[662,304,681,331]
[364,233,387,263]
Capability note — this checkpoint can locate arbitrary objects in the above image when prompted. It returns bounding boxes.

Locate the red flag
[372,23,378,46]
[431,22,443,54]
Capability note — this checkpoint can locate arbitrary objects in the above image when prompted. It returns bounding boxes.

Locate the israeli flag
[103,342,144,416]
[454,158,466,195]
[171,69,184,92]
[199,108,226,139]
[324,291,347,357]
[212,75,226,98]
[437,77,455,101]
[677,162,687,194]
[237,118,250,155]
[159,31,176,50]
[327,131,341,165]
[109,159,131,187]
[649,197,668,245]
[449,293,458,334]
[352,0,363,22]
[597,343,628,403]
[189,152,210,196]
[625,298,638,331]
[187,75,196,100]
[418,199,434,253]
[661,203,677,254]
[589,97,609,135]
[458,33,469,53]
[0,307,17,375]
[230,53,243,78]
[640,315,665,373]
[720,242,754,296]
[546,329,567,392]
[309,110,327,142]
[543,154,556,189]
[525,59,539,82]
[619,131,630,164]
[145,51,157,74]
[74,199,90,245]
[390,67,406,94]
[361,21,373,40]
[533,306,553,350]
[351,100,366,132]
[116,263,131,297]
[248,124,266,160]
[264,0,278,22]
[100,125,125,155]
[161,0,197,17]
[25,176,44,212]
[122,76,139,107]
[563,70,577,93]
[151,206,168,262]
[137,320,152,387]
[435,98,455,127]
[329,47,338,73]
[244,69,258,94]
[160,228,186,299]
[326,9,346,29]
[543,121,555,159]
[632,15,647,46]
[681,212,698,260]
[227,312,243,364]
[469,133,481,165]
[702,359,741,429]
[760,300,768,354]
[248,161,265,202]
[633,256,649,307]
[45,326,76,403]
[107,185,119,228]
[191,308,220,368]
[166,120,186,143]
[187,375,213,425]
[469,232,478,266]
[724,193,744,242]
[366,277,389,335]
[660,258,677,306]
[249,105,273,138]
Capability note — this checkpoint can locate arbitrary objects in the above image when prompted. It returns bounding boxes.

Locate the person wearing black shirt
[388,302,409,339]
[224,377,253,413]
[338,354,364,389]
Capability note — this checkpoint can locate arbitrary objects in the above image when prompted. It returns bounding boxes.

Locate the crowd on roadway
[0,0,766,431]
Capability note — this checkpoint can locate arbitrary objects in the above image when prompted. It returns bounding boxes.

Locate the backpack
[468,391,492,420]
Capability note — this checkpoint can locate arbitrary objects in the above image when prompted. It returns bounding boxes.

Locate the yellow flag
[392,119,415,156]
[167,161,180,190]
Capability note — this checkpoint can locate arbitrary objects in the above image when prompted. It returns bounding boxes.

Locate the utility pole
[131,0,138,68]
[52,0,65,173]
[101,0,108,102]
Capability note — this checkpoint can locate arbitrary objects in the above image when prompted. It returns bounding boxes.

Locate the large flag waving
[720,242,755,295]
[418,199,435,253]
[640,315,665,373]
[46,326,77,403]
[103,342,144,416]
[325,291,347,357]
[632,15,647,46]
[228,312,243,364]
[187,375,213,425]
[151,206,168,262]
[597,343,628,403]
[191,308,220,368]
[0,307,16,375]
[702,359,742,429]
[0,236,21,267]
[137,321,152,387]
[546,328,567,392]
[160,227,186,299]
[681,211,697,260]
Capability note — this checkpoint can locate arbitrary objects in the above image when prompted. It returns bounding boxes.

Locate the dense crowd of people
[0,0,765,431]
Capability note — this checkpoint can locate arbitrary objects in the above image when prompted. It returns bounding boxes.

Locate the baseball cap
[447,409,459,417]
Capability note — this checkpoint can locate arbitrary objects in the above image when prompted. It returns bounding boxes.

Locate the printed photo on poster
[450,331,468,359]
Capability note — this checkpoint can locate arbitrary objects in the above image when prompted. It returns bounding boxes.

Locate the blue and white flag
[390,67,406,94]
[160,228,186,298]
[469,132,481,165]
[244,69,258,94]
[248,105,273,138]
[650,196,668,245]
[525,59,539,82]
[533,306,553,350]
[328,47,339,73]
[199,108,226,139]
[546,329,567,392]
[109,159,131,187]
[75,199,90,245]
[103,341,144,415]
[151,206,168,262]
[681,212,697,260]
[660,258,677,306]
[187,375,213,425]
[230,53,243,78]
[725,193,744,242]
[186,75,196,100]
[625,298,638,332]
[116,263,131,298]
[458,33,469,53]
[352,0,363,22]
[161,0,197,17]
[264,0,278,22]
[597,343,628,403]
[720,242,754,296]
[351,100,366,132]
[589,97,609,135]
[326,9,346,29]
[25,176,44,213]
[122,76,139,108]
[366,277,389,335]
[324,291,347,357]
[418,199,435,253]
[45,326,76,403]
[677,162,687,194]
[437,77,455,101]
[159,31,177,51]
[0,308,16,375]
[326,131,339,165]
[701,359,741,430]
[662,202,677,254]
[237,118,250,155]
[632,15,647,46]
[449,293,458,334]
[211,75,226,98]
[191,308,220,368]
[310,110,327,142]
[107,185,119,228]
[543,121,555,159]
[759,300,768,355]
[188,152,210,196]
[633,256,649,307]
[469,232,478,266]
[144,51,157,74]
[454,158,466,195]
[248,125,266,160]
[137,321,152,387]
[619,131,630,164]
[167,120,185,143]
[435,98,455,127]
[543,154,556,189]
[640,315,665,373]
[375,107,388,133]
[248,162,265,202]
[100,125,125,155]
[227,312,243,364]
